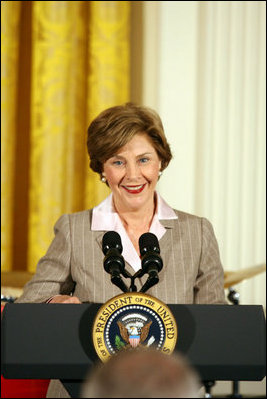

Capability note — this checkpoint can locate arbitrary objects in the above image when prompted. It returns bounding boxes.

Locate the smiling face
[103,133,162,213]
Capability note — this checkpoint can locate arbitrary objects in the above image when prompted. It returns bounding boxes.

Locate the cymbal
[1,271,33,288]
[1,286,23,298]
[224,264,266,288]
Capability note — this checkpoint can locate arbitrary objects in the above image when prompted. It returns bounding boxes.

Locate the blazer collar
[91,191,177,231]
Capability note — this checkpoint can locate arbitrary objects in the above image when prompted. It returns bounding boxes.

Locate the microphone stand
[111,269,159,293]
[227,287,242,398]
[105,267,139,293]
[203,380,215,398]
[129,276,137,292]
[130,270,159,294]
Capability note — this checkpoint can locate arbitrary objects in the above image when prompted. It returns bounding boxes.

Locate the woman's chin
[122,193,152,211]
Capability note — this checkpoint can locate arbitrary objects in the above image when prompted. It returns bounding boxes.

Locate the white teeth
[124,185,143,190]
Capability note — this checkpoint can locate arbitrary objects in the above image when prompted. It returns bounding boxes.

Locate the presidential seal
[92,292,177,362]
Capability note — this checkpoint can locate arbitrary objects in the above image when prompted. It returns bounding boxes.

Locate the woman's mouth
[121,184,146,194]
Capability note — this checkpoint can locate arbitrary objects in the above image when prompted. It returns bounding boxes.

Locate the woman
[16,103,226,397]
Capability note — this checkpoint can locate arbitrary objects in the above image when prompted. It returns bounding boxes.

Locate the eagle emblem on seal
[117,313,152,348]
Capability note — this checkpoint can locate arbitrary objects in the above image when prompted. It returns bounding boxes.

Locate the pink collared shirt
[91,192,178,272]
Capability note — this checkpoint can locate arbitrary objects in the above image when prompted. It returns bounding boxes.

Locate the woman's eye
[113,160,124,166]
[139,157,149,164]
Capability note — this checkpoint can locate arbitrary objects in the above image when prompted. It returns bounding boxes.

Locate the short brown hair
[87,103,172,176]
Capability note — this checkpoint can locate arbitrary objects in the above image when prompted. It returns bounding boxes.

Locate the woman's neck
[113,196,157,232]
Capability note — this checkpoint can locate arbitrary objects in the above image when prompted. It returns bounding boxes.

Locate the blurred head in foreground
[81,348,201,398]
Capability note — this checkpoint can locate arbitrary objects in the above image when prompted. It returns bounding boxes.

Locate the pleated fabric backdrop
[1,1,130,273]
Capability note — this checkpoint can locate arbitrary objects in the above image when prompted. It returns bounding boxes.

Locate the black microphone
[138,233,163,293]
[102,231,129,293]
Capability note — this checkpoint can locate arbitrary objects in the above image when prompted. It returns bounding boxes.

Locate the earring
[101,175,107,183]
[158,171,162,177]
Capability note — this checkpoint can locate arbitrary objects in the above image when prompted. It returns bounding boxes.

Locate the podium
[1,303,266,398]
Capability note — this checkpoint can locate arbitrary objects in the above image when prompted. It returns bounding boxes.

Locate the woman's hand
[48,295,81,304]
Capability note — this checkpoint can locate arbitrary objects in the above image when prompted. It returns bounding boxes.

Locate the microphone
[138,233,163,293]
[102,231,129,293]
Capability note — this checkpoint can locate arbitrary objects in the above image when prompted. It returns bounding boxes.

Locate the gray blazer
[16,208,226,398]
[17,208,226,305]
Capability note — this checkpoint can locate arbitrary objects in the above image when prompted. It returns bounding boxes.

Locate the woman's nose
[125,162,141,180]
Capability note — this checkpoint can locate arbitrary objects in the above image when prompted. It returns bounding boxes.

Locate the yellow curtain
[85,1,130,207]
[1,1,130,274]
[1,2,22,273]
